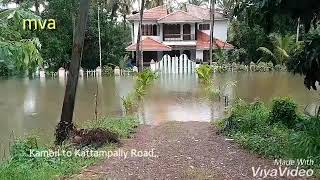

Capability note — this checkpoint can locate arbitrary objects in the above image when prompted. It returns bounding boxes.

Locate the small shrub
[222,100,269,134]
[102,66,113,76]
[270,97,297,128]
[196,64,213,84]
[136,69,158,88]
[121,93,137,113]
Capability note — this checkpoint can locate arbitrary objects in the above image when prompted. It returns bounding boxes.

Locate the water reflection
[0,72,319,159]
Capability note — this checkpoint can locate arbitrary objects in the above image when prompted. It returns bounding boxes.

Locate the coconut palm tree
[216,0,236,19]
[257,33,303,65]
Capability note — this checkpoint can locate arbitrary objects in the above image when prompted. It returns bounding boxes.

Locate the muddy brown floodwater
[0,72,319,159]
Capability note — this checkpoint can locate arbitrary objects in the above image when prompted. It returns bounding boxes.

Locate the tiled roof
[127,6,168,21]
[186,4,226,21]
[196,31,233,50]
[157,10,203,23]
[126,37,172,51]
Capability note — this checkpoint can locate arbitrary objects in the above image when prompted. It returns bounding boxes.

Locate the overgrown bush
[270,97,297,128]
[222,100,270,135]
[102,65,113,76]
[216,97,320,176]
[290,116,320,159]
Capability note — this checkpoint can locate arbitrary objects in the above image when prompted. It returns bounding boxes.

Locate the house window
[199,24,210,30]
[142,24,158,36]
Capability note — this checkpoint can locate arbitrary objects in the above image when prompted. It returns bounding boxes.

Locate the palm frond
[257,47,276,60]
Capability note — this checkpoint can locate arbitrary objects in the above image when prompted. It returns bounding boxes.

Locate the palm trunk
[55,0,91,145]
[209,0,215,65]
[136,0,145,72]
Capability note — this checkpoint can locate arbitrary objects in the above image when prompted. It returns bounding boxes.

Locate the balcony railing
[163,34,195,41]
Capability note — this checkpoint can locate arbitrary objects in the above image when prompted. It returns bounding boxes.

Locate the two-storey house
[126,4,233,65]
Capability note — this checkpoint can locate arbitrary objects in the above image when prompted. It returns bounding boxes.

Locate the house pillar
[196,50,203,61]
[180,23,183,40]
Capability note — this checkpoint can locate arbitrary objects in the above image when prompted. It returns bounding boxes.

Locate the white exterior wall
[200,20,228,41]
[132,21,163,43]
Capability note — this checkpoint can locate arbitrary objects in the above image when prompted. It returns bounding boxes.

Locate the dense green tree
[287,26,320,90]
[0,6,43,76]
[37,0,130,71]
[229,20,269,63]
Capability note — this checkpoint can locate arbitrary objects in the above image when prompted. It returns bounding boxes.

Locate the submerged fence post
[150,59,156,72]
[96,66,102,77]
[39,68,45,78]
[58,67,65,79]
[79,67,84,78]
[114,66,121,76]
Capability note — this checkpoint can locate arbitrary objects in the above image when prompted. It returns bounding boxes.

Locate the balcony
[163,34,195,41]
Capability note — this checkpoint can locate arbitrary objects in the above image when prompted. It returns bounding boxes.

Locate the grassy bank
[0,116,138,180]
[215,97,320,176]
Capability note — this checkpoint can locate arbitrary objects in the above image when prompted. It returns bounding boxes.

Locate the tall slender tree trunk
[209,0,215,65]
[55,0,91,145]
[296,17,300,43]
[136,0,145,72]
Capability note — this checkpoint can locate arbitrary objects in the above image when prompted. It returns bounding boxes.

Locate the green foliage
[135,69,158,89]
[83,116,139,138]
[290,116,320,160]
[121,93,138,113]
[196,64,213,84]
[121,69,157,113]
[223,100,270,134]
[287,26,320,90]
[270,97,297,128]
[0,117,138,180]
[217,98,320,173]
[0,7,43,76]
[229,20,269,63]
[37,0,131,72]
[257,33,303,65]
[102,65,113,76]
[213,48,247,65]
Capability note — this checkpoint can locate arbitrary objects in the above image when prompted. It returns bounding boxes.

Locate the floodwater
[0,72,319,158]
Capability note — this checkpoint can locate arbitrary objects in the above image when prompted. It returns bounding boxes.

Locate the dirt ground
[72,121,313,180]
